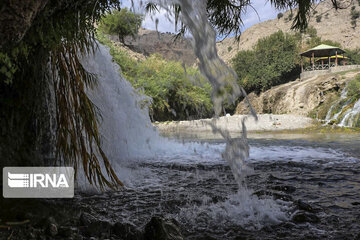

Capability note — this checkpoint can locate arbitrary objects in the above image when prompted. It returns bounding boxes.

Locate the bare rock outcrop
[236,70,360,116]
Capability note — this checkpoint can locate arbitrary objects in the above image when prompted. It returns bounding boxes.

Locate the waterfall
[324,82,360,128]
[338,98,360,127]
[78,43,287,227]
[324,86,349,123]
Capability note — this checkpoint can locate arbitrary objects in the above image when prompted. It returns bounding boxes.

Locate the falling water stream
[324,81,360,127]
[72,1,360,238]
[71,38,360,239]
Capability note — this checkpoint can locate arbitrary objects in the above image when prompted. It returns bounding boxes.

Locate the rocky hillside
[108,28,197,66]
[217,0,360,64]
[235,70,360,118]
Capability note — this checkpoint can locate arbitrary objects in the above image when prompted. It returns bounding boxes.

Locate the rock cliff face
[236,70,360,116]
[217,0,360,64]
[109,28,197,66]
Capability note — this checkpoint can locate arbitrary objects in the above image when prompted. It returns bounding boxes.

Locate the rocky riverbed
[154,114,315,134]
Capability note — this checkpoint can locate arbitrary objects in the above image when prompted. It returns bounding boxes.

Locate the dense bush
[345,48,360,64]
[97,32,213,121]
[98,8,142,44]
[347,74,360,99]
[232,31,300,93]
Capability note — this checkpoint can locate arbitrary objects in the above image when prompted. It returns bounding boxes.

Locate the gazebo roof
[300,44,345,58]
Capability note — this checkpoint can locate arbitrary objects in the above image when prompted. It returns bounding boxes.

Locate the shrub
[347,74,360,99]
[97,31,213,121]
[351,8,360,20]
[98,8,142,44]
[277,13,284,19]
[345,48,360,64]
[316,15,322,22]
[227,46,233,52]
[306,26,317,38]
[232,31,300,93]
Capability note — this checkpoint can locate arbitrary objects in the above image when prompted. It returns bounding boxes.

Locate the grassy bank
[96,31,213,121]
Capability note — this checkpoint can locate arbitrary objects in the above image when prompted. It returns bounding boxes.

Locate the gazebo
[300,44,346,72]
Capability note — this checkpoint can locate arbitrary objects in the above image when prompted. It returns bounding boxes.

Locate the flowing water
[71,131,360,239]
[70,1,360,238]
[68,43,360,239]
[324,83,360,128]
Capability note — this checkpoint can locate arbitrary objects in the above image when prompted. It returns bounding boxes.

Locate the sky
[121,0,281,35]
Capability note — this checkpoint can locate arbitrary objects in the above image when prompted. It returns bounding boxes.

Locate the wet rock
[112,222,143,240]
[80,212,112,237]
[47,223,58,236]
[291,211,320,223]
[296,200,315,212]
[58,226,78,238]
[144,216,183,240]
[79,212,97,226]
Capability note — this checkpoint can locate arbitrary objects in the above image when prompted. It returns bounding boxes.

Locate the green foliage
[316,15,322,23]
[98,8,142,43]
[345,48,360,64]
[232,31,300,93]
[0,52,17,84]
[347,74,360,99]
[305,26,317,38]
[0,0,124,189]
[227,46,233,52]
[97,31,213,121]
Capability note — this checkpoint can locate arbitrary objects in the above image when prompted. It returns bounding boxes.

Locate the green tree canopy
[232,31,300,93]
[99,8,142,43]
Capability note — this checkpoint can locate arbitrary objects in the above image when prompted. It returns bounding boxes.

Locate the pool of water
[71,132,360,239]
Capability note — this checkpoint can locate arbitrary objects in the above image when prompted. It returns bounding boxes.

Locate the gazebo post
[328,56,331,68]
[301,56,303,72]
[312,52,315,70]
[321,59,324,69]
[335,50,338,67]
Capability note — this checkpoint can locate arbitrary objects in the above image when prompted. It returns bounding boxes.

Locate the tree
[232,31,300,93]
[99,8,142,44]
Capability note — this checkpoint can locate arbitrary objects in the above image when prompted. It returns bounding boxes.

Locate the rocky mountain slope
[108,28,197,66]
[235,70,360,117]
[217,0,360,64]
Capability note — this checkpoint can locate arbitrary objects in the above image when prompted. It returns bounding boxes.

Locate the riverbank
[154,114,315,134]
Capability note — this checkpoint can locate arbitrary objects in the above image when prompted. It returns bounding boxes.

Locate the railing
[304,63,336,72]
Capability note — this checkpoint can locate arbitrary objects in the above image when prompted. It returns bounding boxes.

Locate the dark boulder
[112,221,143,240]
[144,216,183,240]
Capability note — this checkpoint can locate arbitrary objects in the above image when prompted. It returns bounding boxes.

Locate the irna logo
[8,172,69,188]
[3,167,74,198]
